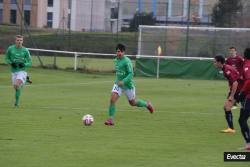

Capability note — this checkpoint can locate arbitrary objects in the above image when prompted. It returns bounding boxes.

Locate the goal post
[138,25,250,57]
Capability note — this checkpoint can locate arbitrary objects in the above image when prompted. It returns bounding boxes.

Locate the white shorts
[111,84,135,101]
[11,71,27,85]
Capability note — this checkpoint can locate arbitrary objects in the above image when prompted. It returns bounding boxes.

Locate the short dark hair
[214,54,225,64]
[116,43,126,52]
[230,46,236,51]
[244,47,250,60]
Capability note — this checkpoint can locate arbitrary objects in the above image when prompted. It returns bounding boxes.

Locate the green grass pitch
[0,65,249,167]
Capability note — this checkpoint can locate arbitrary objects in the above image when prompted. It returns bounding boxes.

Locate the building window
[68,0,71,9]
[48,0,53,7]
[111,8,118,19]
[11,0,16,4]
[47,12,53,28]
[24,10,30,25]
[10,10,16,24]
[24,0,31,5]
[0,0,3,3]
[0,9,2,22]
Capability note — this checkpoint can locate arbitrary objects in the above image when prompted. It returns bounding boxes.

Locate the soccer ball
[82,114,94,126]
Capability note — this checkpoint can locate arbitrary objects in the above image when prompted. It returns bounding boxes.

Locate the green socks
[109,105,115,117]
[108,100,146,117]
[137,99,147,107]
[15,84,24,106]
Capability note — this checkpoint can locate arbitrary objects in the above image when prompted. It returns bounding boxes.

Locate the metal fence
[0,0,250,60]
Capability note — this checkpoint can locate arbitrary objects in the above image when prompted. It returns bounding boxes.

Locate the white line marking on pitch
[0,79,151,88]
[0,105,236,116]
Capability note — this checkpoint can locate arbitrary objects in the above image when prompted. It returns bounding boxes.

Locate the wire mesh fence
[0,48,136,72]
[138,26,250,57]
[0,0,250,61]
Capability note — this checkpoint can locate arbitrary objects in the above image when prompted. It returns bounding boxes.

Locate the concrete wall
[3,0,10,23]
[36,0,47,28]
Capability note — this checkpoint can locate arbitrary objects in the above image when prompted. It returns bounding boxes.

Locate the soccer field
[0,65,249,167]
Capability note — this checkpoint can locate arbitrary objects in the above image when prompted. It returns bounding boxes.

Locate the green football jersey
[114,56,134,89]
[5,45,32,72]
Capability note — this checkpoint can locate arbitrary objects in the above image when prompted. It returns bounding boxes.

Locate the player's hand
[18,63,25,68]
[118,81,124,87]
[11,63,17,68]
[236,91,246,103]
[228,95,234,102]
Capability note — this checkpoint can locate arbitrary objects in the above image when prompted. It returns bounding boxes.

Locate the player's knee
[110,98,116,105]
[223,105,230,111]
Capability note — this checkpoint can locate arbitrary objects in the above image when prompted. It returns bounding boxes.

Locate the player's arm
[236,69,250,103]
[24,49,32,67]
[239,57,245,76]
[122,60,134,84]
[242,79,250,92]
[5,48,12,65]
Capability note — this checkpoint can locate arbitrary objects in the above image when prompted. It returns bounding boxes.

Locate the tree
[129,12,156,32]
[211,0,243,28]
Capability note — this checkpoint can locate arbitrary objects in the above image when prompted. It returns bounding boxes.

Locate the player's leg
[124,88,154,113]
[26,75,32,84]
[13,79,22,107]
[238,100,250,150]
[13,71,27,107]
[12,72,18,107]
[222,98,235,133]
[105,84,122,125]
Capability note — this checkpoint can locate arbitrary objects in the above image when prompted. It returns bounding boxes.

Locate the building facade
[0,0,47,28]
[0,0,122,32]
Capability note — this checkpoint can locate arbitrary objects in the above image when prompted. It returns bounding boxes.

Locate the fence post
[74,52,77,70]
[157,53,160,79]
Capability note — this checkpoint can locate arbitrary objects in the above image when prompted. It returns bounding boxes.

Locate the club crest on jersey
[12,51,14,53]
[120,63,122,66]
[244,67,249,72]
[22,52,24,55]
[226,71,230,75]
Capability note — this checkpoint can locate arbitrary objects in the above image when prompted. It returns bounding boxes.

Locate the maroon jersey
[243,60,250,98]
[226,55,244,77]
[222,64,243,93]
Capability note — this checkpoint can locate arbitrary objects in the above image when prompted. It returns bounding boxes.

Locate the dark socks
[225,110,234,130]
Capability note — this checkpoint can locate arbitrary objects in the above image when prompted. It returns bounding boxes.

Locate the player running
[5,35,32,108]
[236,47,250,150]
[104,43,154,125]
[214,54,244,133]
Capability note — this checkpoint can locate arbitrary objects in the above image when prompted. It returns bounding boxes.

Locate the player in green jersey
[5,35,32,108]
[105,43,154,125]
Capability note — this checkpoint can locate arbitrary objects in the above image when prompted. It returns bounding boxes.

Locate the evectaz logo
[224,152,250,161]
[227,154,245,160]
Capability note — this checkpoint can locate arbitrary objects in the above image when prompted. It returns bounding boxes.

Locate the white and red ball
[82,114,94,126]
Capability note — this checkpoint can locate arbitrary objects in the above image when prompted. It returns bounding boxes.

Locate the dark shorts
[241,98,250,110]
[227,92,238,100]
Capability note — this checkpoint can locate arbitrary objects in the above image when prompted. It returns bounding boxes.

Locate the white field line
[0,79,156,88]
[0,105,237,116]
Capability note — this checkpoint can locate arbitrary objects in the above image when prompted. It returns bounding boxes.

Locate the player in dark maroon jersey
[214,54,244,133]
[226,46,244,77]
[236,47,250,150]
[226,47,244,109]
